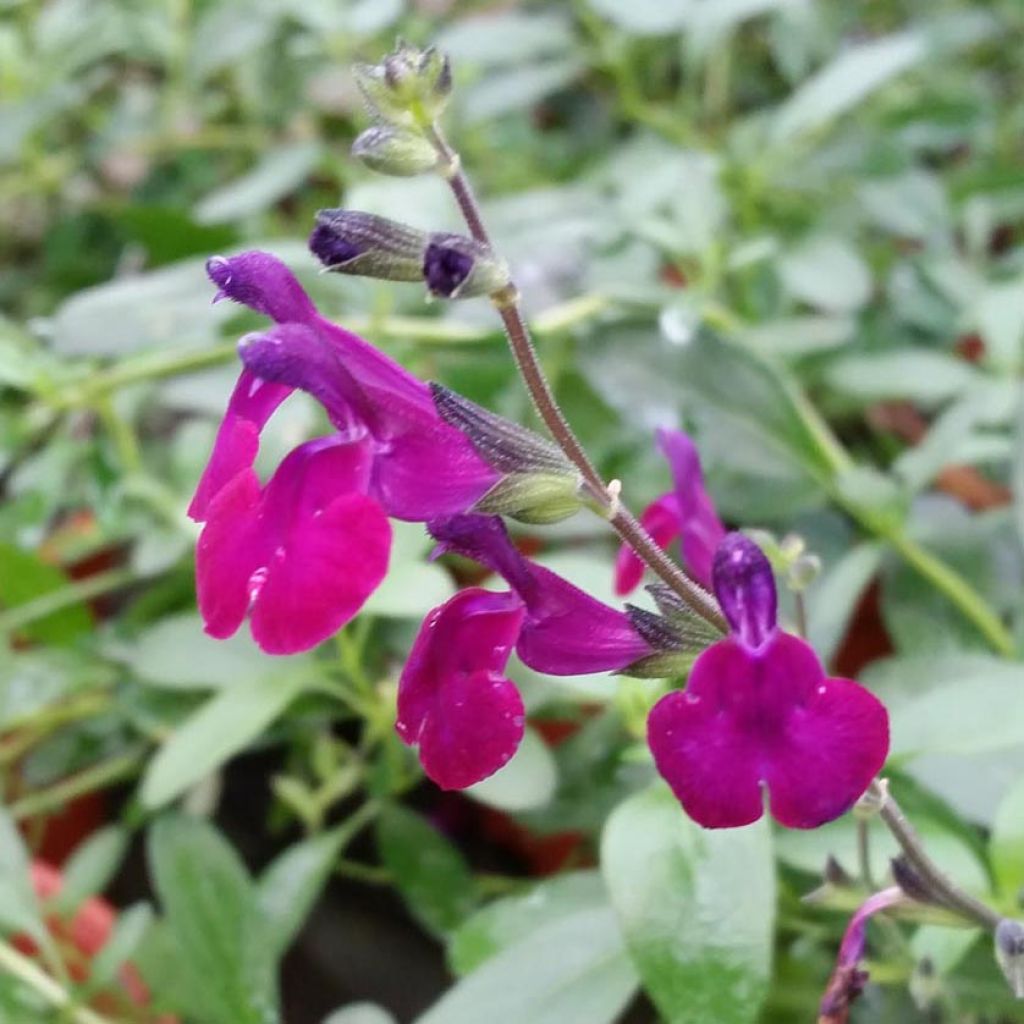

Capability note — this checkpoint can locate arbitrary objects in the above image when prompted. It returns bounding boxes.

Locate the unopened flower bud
[788,553,822,592]
[430,383,583,523]
[309,209,426,282]
[995,918,1024,998]
[354,41,452,128]
[352,125,440,177]
[423,234,510,299]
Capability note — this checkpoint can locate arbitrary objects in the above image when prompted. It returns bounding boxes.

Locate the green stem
[9,747,146,821]
[0,568,138,638]
[0,939,115,1024]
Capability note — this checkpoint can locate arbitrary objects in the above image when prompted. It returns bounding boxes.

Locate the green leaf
[990,775,1024,896]
[601,784,775,1024]
[436,11,574,65]
[0,807,47,947]
[586,0,692,36]
[449,871,606,976]
[51,826,128,916]
[465,728,557,812]
[774,30,924,140]
[824,350,979,407]
[416,905,636,1024]
[323,1007,397,1024]
[194,143,322,224]
[148,815,278,1024]
[122,612,281,690]
[0,543,91,645]
[806,542,884,665]
[676,331,842,483]
[140,669,310,809]
[377,806,475,936]
[778,236,871,314]
[257,825,355,958]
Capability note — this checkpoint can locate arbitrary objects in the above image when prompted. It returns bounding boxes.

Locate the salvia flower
[615,427,725,596]
[396,514,651,789]
[818,887,904,1023]
[648,533,889,829]
[190,250,499,653]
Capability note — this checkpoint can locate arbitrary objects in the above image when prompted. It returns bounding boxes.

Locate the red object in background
[35,793,106,865]
[15,860,177,1024]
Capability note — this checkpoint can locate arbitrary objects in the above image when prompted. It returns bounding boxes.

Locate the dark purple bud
[423,235,509,300]
[712,532,777,650]
[996,919,1024,997]
[308,222,363,269]
[424,241,474,298]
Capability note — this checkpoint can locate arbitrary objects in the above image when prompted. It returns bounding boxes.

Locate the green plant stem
[427,122,728,632]
[9,747,146,822]
[868,780,1001,930]
[0,939,115,1024]
[0,568,138,638]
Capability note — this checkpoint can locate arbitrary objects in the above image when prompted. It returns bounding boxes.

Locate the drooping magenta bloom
[819,887,903,1021]
[648,533,889,829]
[396,514,651,789]
[614,427,725,596]
[190,251,499,654]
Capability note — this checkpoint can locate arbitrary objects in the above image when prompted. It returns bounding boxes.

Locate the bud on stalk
[354,41,452,128]
[351,125,440,177]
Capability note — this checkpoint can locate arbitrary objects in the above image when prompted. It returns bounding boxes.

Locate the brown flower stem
[428,122,727,631]
[868,779,1000,930]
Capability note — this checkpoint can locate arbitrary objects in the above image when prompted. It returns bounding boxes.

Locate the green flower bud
[354,41,452,128]
[351,125,440,177]
[430,383,584,523]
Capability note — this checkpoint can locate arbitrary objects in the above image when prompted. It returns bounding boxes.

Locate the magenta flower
[396,514,651,789]
[648,533,889,829]
[819,887,903,1021]
[189,251,499,653]
[614,428,725,596]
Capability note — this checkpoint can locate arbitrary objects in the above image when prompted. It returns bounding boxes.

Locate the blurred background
[2,1,1024,1022]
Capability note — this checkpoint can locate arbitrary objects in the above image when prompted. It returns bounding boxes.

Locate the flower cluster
[192,246,889,833]
[189,250,499,653]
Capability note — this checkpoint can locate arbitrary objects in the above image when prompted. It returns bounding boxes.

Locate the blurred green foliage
[2,0,1024,1021]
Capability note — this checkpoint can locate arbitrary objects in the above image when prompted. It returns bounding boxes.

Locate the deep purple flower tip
[397,587,526,789]
[819,888,903,1020]
[423,241,474,298]
[205,252,315,325]
[712,532,777,650]
[308,220,363,268]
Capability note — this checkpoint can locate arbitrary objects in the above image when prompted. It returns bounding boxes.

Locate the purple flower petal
[188,370,292,522]
[238,323,498,520]
[196,435,391,654]
[206,252,316,325]
[656,428,725,589]
[712,532,777,650]
[430,514,650,675]
[397,588,526,789]
[648,632,889,829]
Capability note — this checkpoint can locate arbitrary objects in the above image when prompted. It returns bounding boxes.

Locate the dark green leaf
[0,544,91,645]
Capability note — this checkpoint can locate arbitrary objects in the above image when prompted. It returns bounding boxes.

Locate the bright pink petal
[397,588,527,789]
[418,669,525,790]
[765,674,889,829]
[648,632,889,830]
[207,252,316,325]
[656,428,725,589]
[188,370,292,521]
[429,515,650,676]
[250,490,391,654]
[195,469,266,640]
[373,426,499,520]
[647,645,766,829]
[614,494,681,596]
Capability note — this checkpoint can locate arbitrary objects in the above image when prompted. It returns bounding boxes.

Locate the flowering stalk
[423,121,727,632]
[417,76,1015,964]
